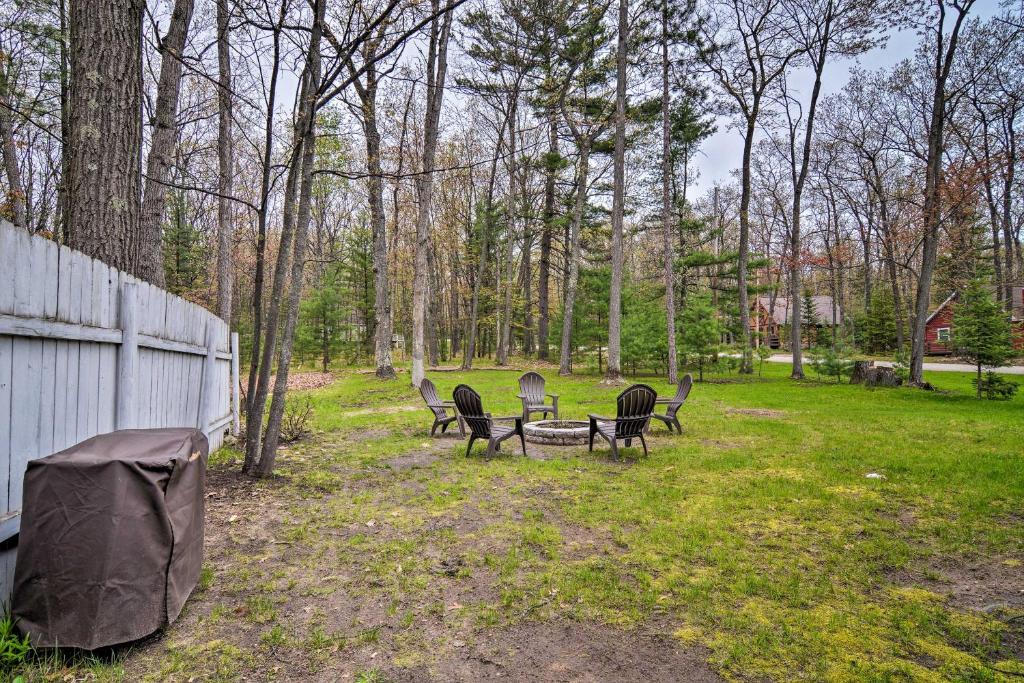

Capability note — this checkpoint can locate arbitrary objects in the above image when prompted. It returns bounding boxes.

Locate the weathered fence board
[0,219,240,602]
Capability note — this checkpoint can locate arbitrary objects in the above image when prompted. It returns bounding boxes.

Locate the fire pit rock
[524,420,590,446]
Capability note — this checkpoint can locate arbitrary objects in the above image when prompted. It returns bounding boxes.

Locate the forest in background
[0,0,1021,473]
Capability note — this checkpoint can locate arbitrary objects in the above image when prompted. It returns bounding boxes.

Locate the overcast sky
[689,1,1003,199]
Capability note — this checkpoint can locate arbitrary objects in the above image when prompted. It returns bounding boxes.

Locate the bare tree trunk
[243,31,305,474]
[216,0,234,322]
[138,0,195,286]
[661,0,677,385]
[606,0,627,383]
[462,116,508,369]
[787,33,828,377]
[353,59,395,379]
[67,0,143,273]
[736,112,757,374]
[244,2,285,428]
[559,140,590,376]
[496,100,519,366]
[256,0,325,478]
[910,0,973,386]
[0,38,27,229]
[411,1,452,388]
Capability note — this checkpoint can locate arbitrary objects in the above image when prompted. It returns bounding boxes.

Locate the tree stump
[850,361,872,384]
[851,361,902,388]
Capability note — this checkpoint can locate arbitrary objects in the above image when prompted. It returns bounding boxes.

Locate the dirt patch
[386,450,441,470]
[726,408,786,418]
[886,556,1024,612]
[385,621,722,682]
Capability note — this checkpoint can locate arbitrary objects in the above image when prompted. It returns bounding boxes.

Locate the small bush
[808,346,854,383]
[971,371,1019,400]
[279,396,313,443]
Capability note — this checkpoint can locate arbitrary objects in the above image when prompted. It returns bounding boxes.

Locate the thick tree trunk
[138,0,195,286]
[67,0,144,273]
[411,2,452,388]
[606,0,627,383]
[661,0,677,385]
[216,0,234,322]
[559,140,590,376]
[256,0,325,477]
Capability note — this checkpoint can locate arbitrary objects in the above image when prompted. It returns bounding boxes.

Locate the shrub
[971,371,1019,401]
[279,396,314,443]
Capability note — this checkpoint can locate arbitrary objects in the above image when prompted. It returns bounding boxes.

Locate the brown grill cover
[12,428,208,650]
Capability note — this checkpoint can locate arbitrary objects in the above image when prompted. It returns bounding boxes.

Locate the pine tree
[954,280,1015,398]
[801,291,820,348]
[680,294,720,382]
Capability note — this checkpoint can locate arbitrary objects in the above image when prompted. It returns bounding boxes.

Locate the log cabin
[750,296,841,349]
[924,287,1024,355]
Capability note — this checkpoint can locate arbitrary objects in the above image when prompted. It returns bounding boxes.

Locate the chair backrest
[452,384,490,438]
[519,372,546,403]
[615,384,656,438]
[667,374,693,412]
[420,378,447,419]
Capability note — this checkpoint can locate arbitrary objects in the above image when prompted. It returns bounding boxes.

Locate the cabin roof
[925,292,957,326]
[757,296,840,326]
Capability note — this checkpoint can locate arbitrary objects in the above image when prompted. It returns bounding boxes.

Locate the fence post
[231,332,240,435]
[116,282,138,430]
[199,322,218,436]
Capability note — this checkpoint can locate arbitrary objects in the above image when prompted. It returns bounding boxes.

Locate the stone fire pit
[523,420,589,446]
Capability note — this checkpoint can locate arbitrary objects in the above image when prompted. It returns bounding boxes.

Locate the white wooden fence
[0,219,240,602]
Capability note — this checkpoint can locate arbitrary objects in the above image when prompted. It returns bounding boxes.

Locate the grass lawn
[11,362,1024,682]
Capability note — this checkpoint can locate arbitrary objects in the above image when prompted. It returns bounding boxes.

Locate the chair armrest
[441,400,456,406]
[516,394,528,399]
[588,413,614,422]
[546,393,559,399]
[492,415,523,422]
[654,398,673,404]
[426,402,450,410]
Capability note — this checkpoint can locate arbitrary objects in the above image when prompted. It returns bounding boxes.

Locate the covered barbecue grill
[12,428,208,649]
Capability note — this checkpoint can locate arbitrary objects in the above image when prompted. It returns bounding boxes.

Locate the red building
[924,288,1024,355]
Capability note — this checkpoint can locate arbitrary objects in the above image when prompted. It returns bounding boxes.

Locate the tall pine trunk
[67,0,144,273]
[559,140,590,376]
[661,0,677,385]
[537,111,557,360]
[606,0,627,382]
[216,0,234,322]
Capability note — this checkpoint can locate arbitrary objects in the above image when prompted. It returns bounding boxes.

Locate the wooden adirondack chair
[517,371,559,423]
[588,384,656,460]
[452,384,527,458]
[650,374,693,433]
[420,377,464,437]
